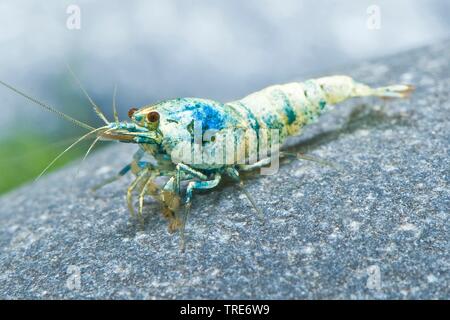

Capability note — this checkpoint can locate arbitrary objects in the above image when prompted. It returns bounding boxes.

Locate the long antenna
[65,63,110,125]
[0,79,95,131]
[112,84,119,122]
[35,126,108,181]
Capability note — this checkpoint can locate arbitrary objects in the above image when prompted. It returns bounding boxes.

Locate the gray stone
[0,41,449,299]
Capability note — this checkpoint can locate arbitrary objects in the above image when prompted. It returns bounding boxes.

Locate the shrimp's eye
[147,111,160,123]
[128,107,138,119]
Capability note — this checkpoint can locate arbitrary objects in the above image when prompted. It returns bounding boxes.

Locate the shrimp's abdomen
[227,80,328,140]
[227,75,413,140]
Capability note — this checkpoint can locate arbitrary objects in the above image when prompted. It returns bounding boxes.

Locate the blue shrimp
[0,75,413,251]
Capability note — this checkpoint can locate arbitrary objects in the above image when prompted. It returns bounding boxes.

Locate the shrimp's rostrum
[0,75,413,250]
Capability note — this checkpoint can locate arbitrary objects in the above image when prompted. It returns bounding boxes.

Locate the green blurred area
[0,133,98,195]
[0,69,113,195]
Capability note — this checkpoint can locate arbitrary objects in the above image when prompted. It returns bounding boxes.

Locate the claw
[161,190,182,213]
[160,190,183,234]
[162,205,182,233]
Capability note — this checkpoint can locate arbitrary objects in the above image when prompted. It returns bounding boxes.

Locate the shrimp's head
[100,107,164,146]
[99,97,227,161]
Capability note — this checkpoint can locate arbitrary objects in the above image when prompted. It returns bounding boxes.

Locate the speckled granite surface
[0,41,448,299]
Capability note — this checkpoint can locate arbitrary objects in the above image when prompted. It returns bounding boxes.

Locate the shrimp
[0,75,413,251]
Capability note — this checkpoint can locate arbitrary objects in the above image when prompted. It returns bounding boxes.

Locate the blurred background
[0,0,449,194]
